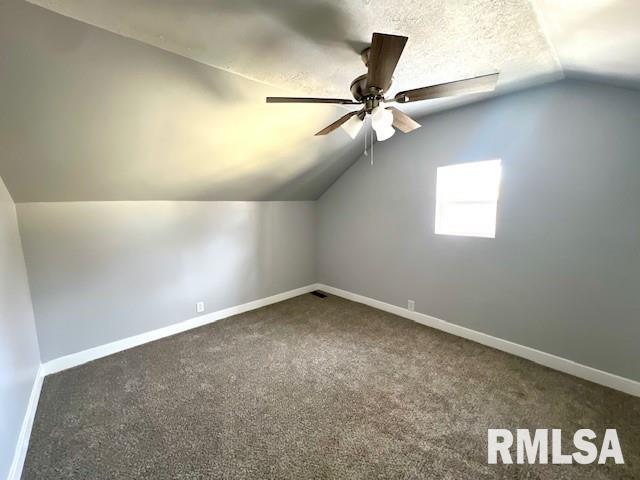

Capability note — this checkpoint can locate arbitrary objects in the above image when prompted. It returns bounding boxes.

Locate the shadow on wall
[141,0,354,51]
[64,0,356,56]
[212,0,352,46]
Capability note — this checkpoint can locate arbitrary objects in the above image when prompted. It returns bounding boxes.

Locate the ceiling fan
[266,33,499,141]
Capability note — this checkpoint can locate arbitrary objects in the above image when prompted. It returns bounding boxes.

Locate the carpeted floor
[23,293,639,479]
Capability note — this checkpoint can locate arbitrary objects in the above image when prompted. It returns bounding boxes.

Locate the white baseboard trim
[8,366,44,480]
[42,284,319,376]
[317,284,640,398]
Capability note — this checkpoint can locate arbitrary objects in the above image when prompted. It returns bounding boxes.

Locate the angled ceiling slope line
[0,0,364,202]
[531,0,640,86]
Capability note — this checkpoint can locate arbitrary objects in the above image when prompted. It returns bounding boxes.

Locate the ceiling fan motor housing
[351,46,388,111]
[350,75,384,112]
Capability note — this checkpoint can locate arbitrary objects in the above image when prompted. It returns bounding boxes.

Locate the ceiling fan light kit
[375,124,395,141]
[376,126,396,142]
[267,32,499,142]
[371,106,394,137]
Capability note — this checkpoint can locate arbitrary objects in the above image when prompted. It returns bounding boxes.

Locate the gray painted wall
[317,79,640,381]
[0,176,40,479]
[17,201,315,362]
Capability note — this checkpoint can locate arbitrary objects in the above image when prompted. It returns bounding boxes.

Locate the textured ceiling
[2,0,638,202]
[26,0,561,98]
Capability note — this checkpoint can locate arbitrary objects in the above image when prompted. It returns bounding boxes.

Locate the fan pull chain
[364,129,368,157]
[370,130,374,166]
[363,128,374,165]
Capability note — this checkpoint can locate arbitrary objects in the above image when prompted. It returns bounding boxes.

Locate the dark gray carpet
[23,293,639,479]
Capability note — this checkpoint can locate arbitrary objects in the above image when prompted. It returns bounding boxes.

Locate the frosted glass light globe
[375,124,395,141]
[371,106,393,131]
[371,106,395,141]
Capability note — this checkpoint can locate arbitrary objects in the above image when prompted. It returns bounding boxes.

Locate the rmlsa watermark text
[487,429,624,465]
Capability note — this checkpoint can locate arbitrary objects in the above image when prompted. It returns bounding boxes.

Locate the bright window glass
[435,160,502,238]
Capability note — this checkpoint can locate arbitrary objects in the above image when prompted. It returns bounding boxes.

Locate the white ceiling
[533,0,640,84]
[2,0,638,201]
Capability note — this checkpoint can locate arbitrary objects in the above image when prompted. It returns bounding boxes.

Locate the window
[435,159,502,238]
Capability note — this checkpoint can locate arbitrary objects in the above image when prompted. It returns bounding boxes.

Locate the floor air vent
[310,290,327,298]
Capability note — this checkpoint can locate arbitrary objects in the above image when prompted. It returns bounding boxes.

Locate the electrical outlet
[407,300,415,312]
[196,301,205,313]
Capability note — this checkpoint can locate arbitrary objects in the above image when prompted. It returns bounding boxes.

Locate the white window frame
[434,159,502,238]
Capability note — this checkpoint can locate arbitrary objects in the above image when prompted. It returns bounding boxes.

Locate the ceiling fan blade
[266,97,359,105]
[387,107,421,133]
[394,73,499,103]
[366,33,408,92]
[315,111,360,136]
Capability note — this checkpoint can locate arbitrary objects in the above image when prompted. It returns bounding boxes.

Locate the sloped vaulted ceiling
[0,0,639,201]
[0,0,364,201]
